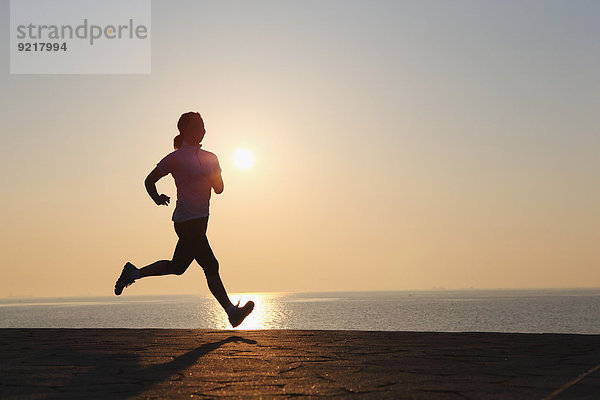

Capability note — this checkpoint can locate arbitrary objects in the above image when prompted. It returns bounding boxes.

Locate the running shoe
[228,300,255,328]
[114,262,137,296]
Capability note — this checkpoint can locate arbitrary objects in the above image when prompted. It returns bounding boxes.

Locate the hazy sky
[1,0,599,297]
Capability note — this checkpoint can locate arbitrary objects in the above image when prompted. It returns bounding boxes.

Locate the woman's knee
[170,260,190,275]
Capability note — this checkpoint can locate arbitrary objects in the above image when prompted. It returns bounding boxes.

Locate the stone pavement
[0,329,599,399]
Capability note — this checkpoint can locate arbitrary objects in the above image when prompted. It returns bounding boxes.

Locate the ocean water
[1,289,599,333]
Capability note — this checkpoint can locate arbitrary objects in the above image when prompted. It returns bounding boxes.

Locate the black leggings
[172,217,219,276]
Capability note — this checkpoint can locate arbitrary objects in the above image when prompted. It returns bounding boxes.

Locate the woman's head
[174,112,205,149]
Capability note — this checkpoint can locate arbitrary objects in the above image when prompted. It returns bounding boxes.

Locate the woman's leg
[138,260,175,277]
[138,236,194,278]
[194,237,233,310]
[202,260,255,328]
[206,273,234,310]
[192,218,253,326]
[191,218,234,310]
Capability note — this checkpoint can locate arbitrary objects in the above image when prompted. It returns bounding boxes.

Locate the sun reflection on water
[185,291,398,330]
[228,292,287,330]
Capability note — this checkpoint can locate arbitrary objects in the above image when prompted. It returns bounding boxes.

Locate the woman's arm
[145,167,170,205]
[210,155,224,194]
[211,173,224,194]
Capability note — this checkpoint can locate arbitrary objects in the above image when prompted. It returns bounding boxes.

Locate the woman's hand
[155,194,170,206]
[145,168,170,206]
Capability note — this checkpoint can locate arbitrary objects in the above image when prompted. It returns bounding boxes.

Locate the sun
[233,148,254,170]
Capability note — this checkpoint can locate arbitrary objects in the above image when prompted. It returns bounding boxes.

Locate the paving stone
[0,329,599,399]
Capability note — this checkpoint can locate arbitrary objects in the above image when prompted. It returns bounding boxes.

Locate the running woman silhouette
[114,112,254,328]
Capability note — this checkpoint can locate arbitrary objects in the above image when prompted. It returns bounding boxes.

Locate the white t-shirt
[156,142,222,222]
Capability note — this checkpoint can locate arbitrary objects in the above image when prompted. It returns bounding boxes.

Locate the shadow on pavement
[40,335,257,399]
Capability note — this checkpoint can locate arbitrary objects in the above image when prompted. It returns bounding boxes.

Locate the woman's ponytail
[173,134,183,150]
